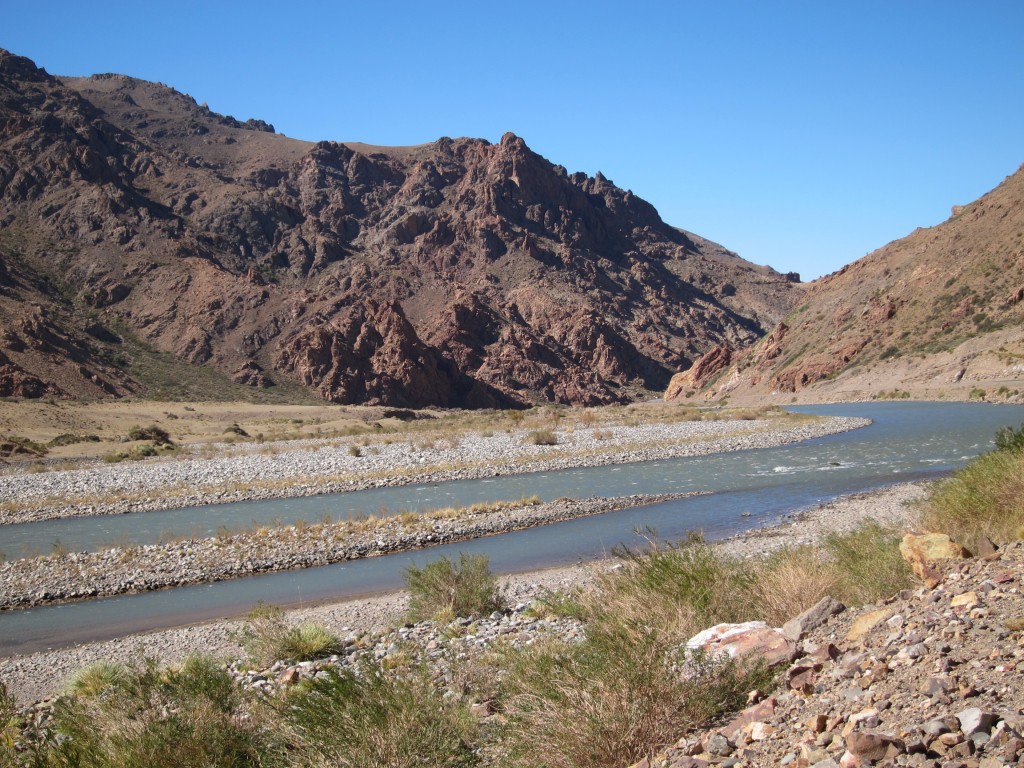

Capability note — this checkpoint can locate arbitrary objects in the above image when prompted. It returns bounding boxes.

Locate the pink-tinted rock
[722,696,778,739]
[686,621,796,667]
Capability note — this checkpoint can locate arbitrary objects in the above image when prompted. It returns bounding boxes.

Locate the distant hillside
[0,49,800,406]
[668,164,1024,404]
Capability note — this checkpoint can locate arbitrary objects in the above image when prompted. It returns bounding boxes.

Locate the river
[1,401,1022,655]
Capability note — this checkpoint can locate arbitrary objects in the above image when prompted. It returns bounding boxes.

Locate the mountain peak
[0,50,799,406]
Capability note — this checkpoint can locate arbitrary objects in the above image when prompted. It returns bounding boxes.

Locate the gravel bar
[0,415,867,524]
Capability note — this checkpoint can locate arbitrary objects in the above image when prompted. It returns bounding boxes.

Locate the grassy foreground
[3,423,1020,767]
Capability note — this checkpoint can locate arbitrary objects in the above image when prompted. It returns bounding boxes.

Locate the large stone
[722,696,777,739]
[844,731,905,761]
[950,591,980,610]
[900,532,970,568]
[686,621,797,667]
[845,609,892,643]
[957,707,998,737]
[783,595,846,641]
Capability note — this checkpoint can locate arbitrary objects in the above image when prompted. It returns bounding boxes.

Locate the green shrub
[0,680,32,760]
[404,553,504,622]
[284,662,478,768]
[525,429,558,446]
[283,622,342,661]
[994,421,1024,453]
[823,521,912,605]
[127,424,173,446]
[921,448,1024,548]
[45,656,276,768]
[497,624,770,768]
[236,603,341,665]
[47,433,101,448]
[0,436,47,457]
[130,443,159,459]
[605,534,757,630]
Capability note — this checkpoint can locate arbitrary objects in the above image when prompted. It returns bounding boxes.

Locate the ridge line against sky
[4,0,1022,281]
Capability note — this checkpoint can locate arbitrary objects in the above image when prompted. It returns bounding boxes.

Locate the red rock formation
[664,345,733,400]
[0,49,799,406]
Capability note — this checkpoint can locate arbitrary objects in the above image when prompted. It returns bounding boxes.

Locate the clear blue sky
[4,1,1022,280]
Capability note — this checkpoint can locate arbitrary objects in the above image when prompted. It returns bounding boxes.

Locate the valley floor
[0,481,927,705]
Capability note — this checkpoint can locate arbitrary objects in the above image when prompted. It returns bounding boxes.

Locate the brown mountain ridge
[668,163,1024,404]
[0,49,800,407]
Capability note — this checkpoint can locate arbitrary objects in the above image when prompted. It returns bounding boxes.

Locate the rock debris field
[634,540,1024,768]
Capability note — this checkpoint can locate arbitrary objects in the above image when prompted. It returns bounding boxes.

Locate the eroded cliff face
[0,49,798,405]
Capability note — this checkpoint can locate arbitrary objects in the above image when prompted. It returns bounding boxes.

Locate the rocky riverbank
[0,481,925,706]
[0,493,701,609]
[634,541,1024,768]
[0,415,866,524]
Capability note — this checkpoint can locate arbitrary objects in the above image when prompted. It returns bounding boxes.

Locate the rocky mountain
[0,49,799,407]
[668,164,1024,404]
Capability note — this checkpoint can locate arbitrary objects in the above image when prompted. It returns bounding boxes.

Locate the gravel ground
[0,480,927,705]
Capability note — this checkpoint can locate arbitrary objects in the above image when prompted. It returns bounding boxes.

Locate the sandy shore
[0,480,928,705]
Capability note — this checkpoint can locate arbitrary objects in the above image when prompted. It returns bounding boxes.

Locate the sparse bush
[46,656,274,767]
[66,660,131,698]
[751,546,839,626]
[131,443,159,459]
[526,429,558,446]
[284,661,478,768]
[498,616,770,768]
[127,424,173,445]
[236,603,341,665]
[283,622,342,660]
[994,421,1024,453]
[823,521,912,606]
[1,680,40,763]
[921,447,1024,549]
[47,433,101,448]
[605,533,757,629]
[404,553,504,622]
[348,445,362,457]
[103,442,169,463]
[0,436,47,457]
[49,538,70,558]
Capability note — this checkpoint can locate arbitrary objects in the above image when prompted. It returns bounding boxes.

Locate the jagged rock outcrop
[664,345,733,400]
[0,49,799,405]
